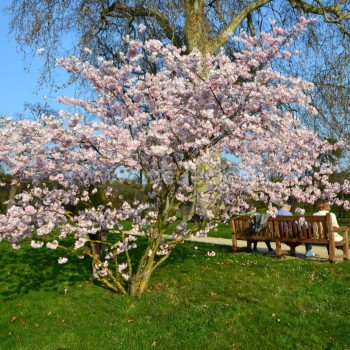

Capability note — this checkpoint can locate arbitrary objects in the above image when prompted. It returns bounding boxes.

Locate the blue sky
[1,7,40,116]
[0,2,72,117]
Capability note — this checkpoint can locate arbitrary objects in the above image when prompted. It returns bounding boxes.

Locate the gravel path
[185,235,340,261]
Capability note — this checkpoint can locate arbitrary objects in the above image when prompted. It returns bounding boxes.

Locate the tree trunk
[6,184,17,213]
[129,260,154,297]
[184,0,210,55]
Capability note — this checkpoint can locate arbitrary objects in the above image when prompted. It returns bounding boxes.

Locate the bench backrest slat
[230,215,251,236]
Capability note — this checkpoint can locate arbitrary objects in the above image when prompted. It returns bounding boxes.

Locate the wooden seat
[231,213,349,262]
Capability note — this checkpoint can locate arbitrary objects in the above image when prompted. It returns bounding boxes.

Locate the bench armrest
[335,226,349,239]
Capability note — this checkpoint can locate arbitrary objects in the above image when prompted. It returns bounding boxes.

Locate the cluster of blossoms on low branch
[0,18,349,296]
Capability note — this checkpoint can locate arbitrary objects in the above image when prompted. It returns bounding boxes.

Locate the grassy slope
[1,238,350,350]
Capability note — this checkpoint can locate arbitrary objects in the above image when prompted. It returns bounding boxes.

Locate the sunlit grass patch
[1,240,350,349]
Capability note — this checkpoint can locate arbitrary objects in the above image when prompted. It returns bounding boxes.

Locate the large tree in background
[4,0,350,149]
[5,0,350,59]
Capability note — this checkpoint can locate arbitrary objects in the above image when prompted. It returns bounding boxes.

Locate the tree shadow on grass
[0,237,234,301]
[0,241,93,301]
[159,241,233,266]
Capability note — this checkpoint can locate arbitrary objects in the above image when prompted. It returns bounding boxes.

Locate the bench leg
[343,236,349,261]
[290,244,296,256]
[275,239,281,257]
[247,240,252,252]
[328,236,336,263]
[232,234,237,252]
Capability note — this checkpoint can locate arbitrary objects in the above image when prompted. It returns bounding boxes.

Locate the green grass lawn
[1,237,350,350]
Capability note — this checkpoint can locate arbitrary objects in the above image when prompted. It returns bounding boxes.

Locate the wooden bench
[230,213,349,262]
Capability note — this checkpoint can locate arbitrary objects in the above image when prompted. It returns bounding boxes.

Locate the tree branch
[207,0,272,54]
[101,2,184,48]
[247,12,256,37]
[289,0,350,35]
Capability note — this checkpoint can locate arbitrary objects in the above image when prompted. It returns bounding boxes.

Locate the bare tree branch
[101,2,184,48]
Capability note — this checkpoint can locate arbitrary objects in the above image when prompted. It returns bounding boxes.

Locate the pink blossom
[31,240,44,248]
[118,263,128,273]
[122,274,130,281]
[58,257,68,264]
[138,24,147,33]
[295,208,305,215]
[46,240,59,249]
[74,238,86,250]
